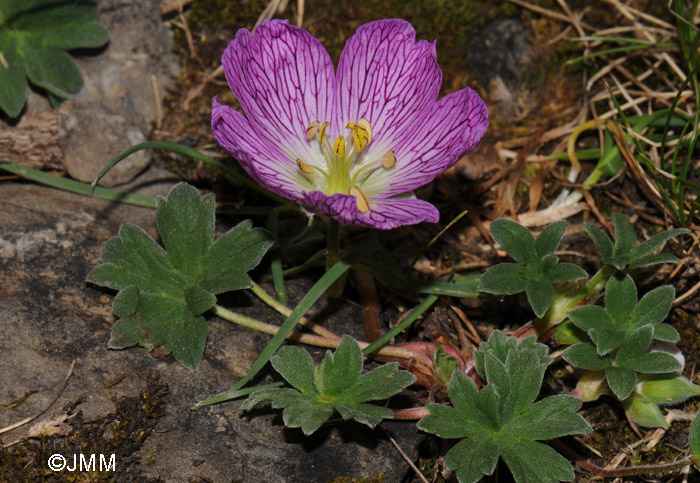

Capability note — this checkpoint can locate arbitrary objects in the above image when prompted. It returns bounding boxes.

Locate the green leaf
[615,325,654,363]
[535,220,568,259]
[243,335,415,435]
[88,183,274,370]
[627,352,681,374]
[478,263,529,294]
[623,392,669,429]
[0,32,27,117]
[631,285,674,329]
[21,36,82,98]
[474,331,549,380]
[630,227,691,260]
[587,214,688,270]
[638,374,700,405]
[573,275,676,357]
[553,320,590,345]
[583,222,613,260]
[612,213,637,258]
[690,412,700,464]
[606,366,636,400]
[605,273,637,330]
[0,0,108,115]
[525,277,555,318]
[419,340,590,483]
[567,305,610,333]
[490,219,537,265]
[546,262,588,284]
[481,220,586,317]
[652,323,680,343]
[627,253,681,269]
[271,346,317,395]
[563,343,611,370]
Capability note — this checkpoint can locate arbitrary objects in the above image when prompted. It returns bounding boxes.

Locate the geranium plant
[79,15,700,483]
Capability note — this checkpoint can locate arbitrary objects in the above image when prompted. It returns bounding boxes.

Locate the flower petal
[212,97,311,199]
[366,87,488,197]
[301,191,439,229]
[334,19,441,148]
[222,19,335,161]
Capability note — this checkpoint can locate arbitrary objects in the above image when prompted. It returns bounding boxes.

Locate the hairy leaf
[479,220,586,317]
[242,336,416,435]
[568,274,676,355]
[419,331,591,483]
[585,213,689,269]
[0,0,108,116]
[88,183,274,370]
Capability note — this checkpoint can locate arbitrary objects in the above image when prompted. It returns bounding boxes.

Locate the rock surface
[58,0,179,186]
[0,182,422,481]
[467,18,534,118]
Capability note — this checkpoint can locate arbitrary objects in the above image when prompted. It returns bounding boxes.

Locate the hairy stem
[352,269,382,342]
[211,304,432,373]
[250,282,340,340]
[537,264,616,331]
[551,439,694,477]
[325,219,346,297]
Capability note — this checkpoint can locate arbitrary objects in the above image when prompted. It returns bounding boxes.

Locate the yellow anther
[381,150,396,169]
[346,119,372,152]
[333,136,346,158]
[349,186,370,213]
[319,121,330,145]
[296,158,315,174]
[358,118,372,144]
[305,120,320,141]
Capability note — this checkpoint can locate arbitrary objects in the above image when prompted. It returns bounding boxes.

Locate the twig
[0,360,75,437]
[381,426,430,483]
[161,0,196,15]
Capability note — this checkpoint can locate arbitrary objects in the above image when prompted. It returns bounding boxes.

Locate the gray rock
[0,183,423,481]
[59,0,179,186]
[467,18,534,118]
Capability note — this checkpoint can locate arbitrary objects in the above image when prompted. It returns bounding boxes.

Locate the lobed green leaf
[419,332,590,483]
[244,336,415,434]
[88,183,273,370]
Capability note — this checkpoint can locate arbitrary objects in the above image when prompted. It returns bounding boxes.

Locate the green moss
[330,474,383,483]
[0,373,167,482]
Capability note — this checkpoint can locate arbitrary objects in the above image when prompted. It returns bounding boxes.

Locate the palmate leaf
[242,336,416,435]
[419,330,591,483]
[568,273,678,356]
[480,220,586,317]
[0,0,108,116]
[87,183,274,370]
[563,326,681,401]
[583,213,689,270]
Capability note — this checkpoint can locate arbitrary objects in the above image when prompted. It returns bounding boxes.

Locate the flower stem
[211,304,432,372]
[352,269,382,342]
[211,304,340,348]
[249,282,340,340]
[325,218,346,297]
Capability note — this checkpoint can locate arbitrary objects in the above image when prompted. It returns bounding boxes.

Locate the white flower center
[296,119,395,213]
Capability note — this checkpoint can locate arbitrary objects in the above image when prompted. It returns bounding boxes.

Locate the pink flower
[212,19,488,229]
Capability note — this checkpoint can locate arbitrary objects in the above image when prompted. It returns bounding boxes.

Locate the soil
[2,1,700,482]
